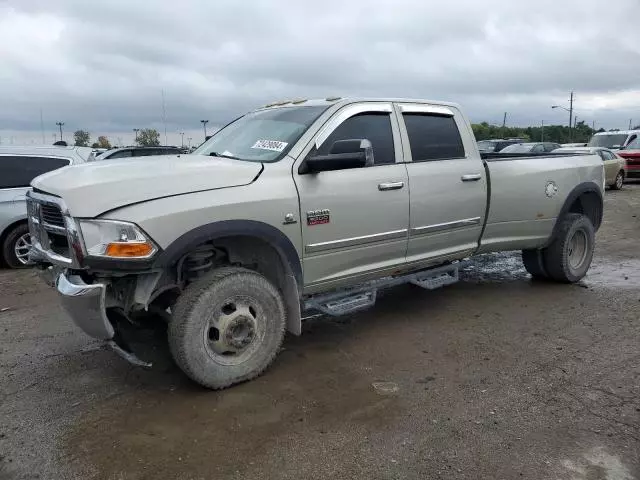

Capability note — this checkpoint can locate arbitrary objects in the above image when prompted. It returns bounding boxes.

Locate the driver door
[293,103,410,290]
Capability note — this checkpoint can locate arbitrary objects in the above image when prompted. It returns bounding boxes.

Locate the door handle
[378,181,405,191]
[461,174,482,182]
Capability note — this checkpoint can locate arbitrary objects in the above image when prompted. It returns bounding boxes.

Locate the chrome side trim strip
[306,229,407,254]
[411,217,481,236]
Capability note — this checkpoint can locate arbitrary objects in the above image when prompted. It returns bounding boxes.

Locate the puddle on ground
[460,252,640,289]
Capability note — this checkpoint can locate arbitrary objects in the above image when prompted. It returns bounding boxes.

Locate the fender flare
[153,219,303,287]
[547,182,603,246]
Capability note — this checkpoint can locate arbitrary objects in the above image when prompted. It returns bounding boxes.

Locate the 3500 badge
[306,209,330,226]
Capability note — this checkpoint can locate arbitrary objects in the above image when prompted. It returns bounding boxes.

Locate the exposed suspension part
[183,245,216,282]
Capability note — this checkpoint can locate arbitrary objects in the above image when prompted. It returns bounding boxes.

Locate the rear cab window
[0,156,70,188]
[401,112,465,161]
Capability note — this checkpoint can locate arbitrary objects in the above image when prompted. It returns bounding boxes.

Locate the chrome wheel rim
[203,295,265,366]
[14,233,32,265]
[567,229,588,270]
[616,173,623,189]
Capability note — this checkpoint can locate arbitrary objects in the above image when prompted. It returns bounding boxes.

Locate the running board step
[304,261,465,317]
[411,264,459,290]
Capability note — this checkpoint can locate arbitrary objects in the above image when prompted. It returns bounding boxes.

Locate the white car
[0,146,91,268]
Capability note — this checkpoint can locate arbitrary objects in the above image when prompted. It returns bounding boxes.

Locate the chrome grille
[41,204,65,227]
[27,193,75,266]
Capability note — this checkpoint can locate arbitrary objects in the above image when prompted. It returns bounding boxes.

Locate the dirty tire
[522,249,548,279]
[2,223,31,269]
[610,171,624,190]
[169,267,286,390]
[543,213,595,283]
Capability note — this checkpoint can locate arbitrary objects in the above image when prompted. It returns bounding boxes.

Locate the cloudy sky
[2,0,640,146]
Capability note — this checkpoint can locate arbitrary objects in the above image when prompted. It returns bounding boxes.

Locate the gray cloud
[2,0,640,146]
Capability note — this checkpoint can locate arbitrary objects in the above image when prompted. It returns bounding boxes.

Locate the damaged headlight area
[79,219,158,259]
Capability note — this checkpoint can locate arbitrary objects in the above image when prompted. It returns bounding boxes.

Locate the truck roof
[257,97,462,111]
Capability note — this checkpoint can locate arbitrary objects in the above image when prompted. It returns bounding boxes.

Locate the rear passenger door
[395,103,487,265]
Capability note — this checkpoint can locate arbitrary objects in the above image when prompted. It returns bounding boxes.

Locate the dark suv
[95,146,181,160]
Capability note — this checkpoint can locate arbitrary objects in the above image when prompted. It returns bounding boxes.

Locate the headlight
[78,220,157,259]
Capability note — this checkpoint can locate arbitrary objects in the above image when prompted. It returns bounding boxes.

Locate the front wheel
[610,171,624,190]
[543,214,595,283]
[169,267,286,389]
[2,223,31,269]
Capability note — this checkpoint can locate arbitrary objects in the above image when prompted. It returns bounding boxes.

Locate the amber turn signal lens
[105,242,154,258]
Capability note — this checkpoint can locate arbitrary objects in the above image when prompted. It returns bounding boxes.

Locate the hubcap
[204,296,263,365]
[14,233,32,265]
[567,229,588,270]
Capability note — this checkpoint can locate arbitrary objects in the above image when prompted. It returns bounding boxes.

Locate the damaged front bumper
[52,271,152,368]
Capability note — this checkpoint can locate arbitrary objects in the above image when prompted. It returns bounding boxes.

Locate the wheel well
[178,235,302,335]
[567,192,602,230]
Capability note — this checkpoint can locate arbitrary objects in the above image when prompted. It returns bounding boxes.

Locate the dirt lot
[1,185,639,480]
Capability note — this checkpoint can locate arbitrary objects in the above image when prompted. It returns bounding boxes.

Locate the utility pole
[161,89,168,146]
[502,112,507,137]
[56,122,64,141]
[179,132,185,148]
[551,90,574,141]
[630,119,633,130]
[40,108,45,144]
[541,120,544,142]
[569,91,574,142]
[133,128,140,145]
[592,120,595,131]
[188,137,192,149]
[200,120,209,139]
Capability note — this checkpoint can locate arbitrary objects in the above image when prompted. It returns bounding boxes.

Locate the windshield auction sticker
[251,140,288,152]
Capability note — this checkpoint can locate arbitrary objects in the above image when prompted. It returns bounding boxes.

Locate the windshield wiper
[209,151,240,160]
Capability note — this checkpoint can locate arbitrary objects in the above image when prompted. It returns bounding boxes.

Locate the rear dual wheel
[522,213,595,283]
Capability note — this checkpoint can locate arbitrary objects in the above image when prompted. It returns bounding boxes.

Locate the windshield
[500,143,534,153]
[477,141,497,152]
[194,106,327,162]
[588,134,628,149]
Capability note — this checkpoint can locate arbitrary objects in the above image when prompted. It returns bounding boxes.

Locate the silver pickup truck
[27,98,604,389]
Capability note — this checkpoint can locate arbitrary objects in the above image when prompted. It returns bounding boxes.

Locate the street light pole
[551,91,574,141]
[133,128,140,145]
[56,122,64,141]
[200,120,209,139]
[188,137,192,149]
[179,132,185,148]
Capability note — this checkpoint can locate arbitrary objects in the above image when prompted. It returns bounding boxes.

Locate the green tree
[73,130,90,147]
[96,136,112,149]
[137,128,160,146]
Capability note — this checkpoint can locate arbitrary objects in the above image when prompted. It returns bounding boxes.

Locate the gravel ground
[1,184,639,480]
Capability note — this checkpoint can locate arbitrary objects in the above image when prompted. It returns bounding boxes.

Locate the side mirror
[303,139,374,173]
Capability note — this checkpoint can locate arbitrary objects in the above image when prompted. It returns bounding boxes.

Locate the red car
[617,137,640,178]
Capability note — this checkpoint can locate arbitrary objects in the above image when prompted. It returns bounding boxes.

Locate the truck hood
[32,155,263,217]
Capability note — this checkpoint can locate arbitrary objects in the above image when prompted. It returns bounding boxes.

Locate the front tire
[2,223,31,269]
[543,214,595,283]
[169,267,286,389]
[610,171,624,190]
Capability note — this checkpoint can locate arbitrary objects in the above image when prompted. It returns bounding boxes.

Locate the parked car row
[0,145,185,268]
